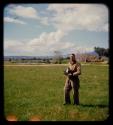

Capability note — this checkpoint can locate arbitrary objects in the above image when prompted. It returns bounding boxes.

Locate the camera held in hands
[64,68,73,79]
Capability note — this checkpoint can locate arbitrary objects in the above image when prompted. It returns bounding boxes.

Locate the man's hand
[64,68,70,75]
[68,73,72,76]
[64,70,68,75]
[68,73,73,79]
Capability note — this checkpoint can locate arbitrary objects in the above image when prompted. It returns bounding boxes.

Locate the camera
[64,68,73,77]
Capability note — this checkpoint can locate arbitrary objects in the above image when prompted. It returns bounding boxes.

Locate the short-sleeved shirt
[68,62,81,73]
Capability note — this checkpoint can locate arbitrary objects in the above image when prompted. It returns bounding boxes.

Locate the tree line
[94,47,109,57]
[5,46,109,64]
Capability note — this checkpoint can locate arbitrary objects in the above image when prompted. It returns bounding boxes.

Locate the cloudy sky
[4,4,109,56]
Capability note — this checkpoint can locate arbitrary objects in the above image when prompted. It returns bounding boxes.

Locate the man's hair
[71,53,75,57]
[70,53,76,63]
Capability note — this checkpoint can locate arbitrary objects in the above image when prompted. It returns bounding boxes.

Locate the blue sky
[4,4,109,56]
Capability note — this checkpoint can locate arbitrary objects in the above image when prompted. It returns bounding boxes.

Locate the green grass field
[4,64,109,121]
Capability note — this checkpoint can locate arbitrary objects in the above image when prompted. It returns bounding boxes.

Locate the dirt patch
[68,111,79,119]
[29,115,42,121]
[6,115,18,121]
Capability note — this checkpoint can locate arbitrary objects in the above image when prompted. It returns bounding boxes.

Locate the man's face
[70,55,74,61]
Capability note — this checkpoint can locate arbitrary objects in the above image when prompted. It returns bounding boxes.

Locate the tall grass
[4,64,109,121]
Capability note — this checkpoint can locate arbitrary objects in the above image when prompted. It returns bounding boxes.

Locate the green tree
[53,51,63,64]
[94,47,109,57]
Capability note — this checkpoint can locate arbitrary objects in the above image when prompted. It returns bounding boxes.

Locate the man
[64,53,81,105]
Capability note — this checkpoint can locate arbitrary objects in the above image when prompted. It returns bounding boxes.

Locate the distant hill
[4,56,53,61]
[4,51,99,61]
[85,51,98,56]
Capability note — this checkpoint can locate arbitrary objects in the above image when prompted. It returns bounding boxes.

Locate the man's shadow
[80,104,108,108]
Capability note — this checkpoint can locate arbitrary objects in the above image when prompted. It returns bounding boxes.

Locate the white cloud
[76,46,94,53]
[40,17,49,26]
[47,4,108,32]
[4,4,108,56]
[47,4,76,13]
[29,30,65,45]
[4,40,25,51]
[9,5,39,19]
[4,17,26,24]
[4,30,75,56]
[4,39,35,56]
[7,5,49,26]
[4,29,94,56]
[5,4,108,30]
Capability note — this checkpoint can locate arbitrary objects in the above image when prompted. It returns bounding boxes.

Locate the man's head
[69,53,76,64]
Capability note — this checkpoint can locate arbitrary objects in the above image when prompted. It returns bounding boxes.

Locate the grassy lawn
[4,64,109,121]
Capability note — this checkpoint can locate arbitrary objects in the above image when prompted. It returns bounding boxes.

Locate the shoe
[73,103,79,105]
[63,102,71,105]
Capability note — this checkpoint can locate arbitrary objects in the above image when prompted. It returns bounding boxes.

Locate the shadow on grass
[80,104,108,108]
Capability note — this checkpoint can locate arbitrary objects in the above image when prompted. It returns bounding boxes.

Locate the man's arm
[73,63,81,76]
